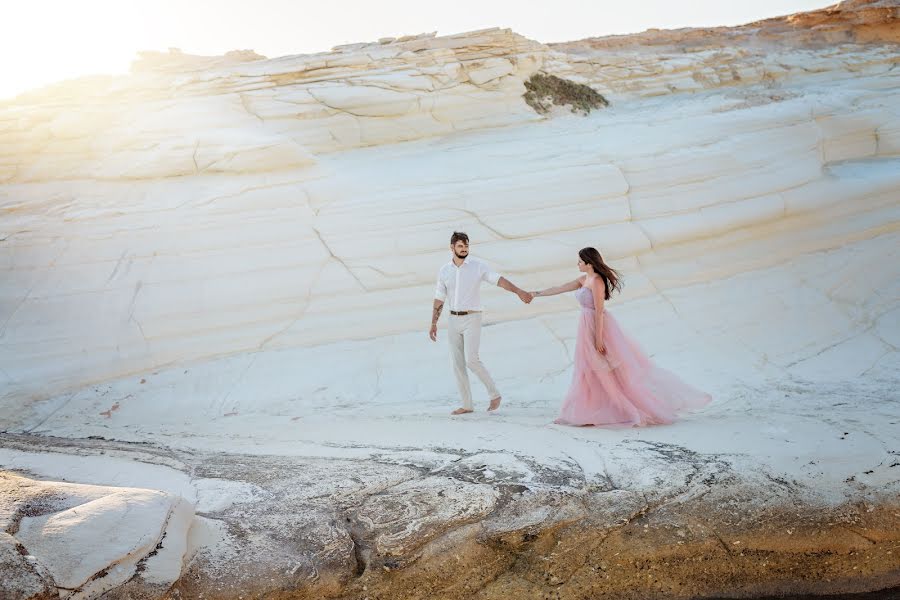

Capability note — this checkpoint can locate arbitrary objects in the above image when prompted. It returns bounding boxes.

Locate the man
[430,232,532,415]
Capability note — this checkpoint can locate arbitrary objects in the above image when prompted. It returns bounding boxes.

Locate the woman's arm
[534,277,583,298]
[592,278,607,354]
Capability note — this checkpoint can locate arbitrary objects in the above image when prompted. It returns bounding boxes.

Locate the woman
[533,248,711,427]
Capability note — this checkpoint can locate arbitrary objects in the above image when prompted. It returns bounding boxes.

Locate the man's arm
[498,277,532,304]
[430,299,444,341]
[480,260,531,304]
[431,269,448,341]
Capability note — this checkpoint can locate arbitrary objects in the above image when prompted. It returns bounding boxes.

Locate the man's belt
[450,310,478,316]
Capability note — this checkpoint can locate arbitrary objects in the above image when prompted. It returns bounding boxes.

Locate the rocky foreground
[1,0,899,598]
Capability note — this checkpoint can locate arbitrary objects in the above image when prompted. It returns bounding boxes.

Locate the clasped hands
[516,289,536,304]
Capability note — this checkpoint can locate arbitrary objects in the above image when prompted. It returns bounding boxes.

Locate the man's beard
[454,251,468,260]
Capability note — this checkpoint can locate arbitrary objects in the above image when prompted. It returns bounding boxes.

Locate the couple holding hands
[429,232,710,427]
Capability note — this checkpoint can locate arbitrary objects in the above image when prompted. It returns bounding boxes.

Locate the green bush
[523,73,610,115]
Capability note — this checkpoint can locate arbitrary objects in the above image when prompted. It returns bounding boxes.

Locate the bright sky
[3,0,831,100]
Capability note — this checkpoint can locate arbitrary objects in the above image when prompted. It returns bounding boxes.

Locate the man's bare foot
[451,408,474,415]
[488,396,502,412]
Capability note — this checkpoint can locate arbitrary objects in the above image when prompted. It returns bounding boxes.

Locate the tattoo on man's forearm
[432,304,443,324]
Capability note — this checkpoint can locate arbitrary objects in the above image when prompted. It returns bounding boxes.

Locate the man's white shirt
[434,256,501,312]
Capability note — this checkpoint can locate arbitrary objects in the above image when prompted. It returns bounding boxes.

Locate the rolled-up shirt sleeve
[434,272,448,301]
[480,261,501,286]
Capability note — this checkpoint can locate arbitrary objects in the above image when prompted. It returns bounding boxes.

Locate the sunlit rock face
[1,1,899,599]
[1,18,897,399]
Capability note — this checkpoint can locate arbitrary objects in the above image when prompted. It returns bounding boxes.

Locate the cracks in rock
[131,316,149,344]
[307,89,369,120]
[558,452,587,489]
[371,355,384,403]
[635,258,715,343]
[869,324,898,352]
[841,525,878,545]
[343,76,432,97]
[23,391,78,434]
[216,353,260,417]
[538,366,571,383]
[343,511,373,578]
[859,348,894,377]
[105,250,130,285]
[239,93,265,123]
[792,260,889,322]
[536,321,574,382]
[358,264,408,279]
[125,281,143,324]
[312,226,368,291]
[5,509,25,537]
[191,140,200,174]
[613,493,657,529]
[637,254,788,374]
[302,184,331,218]
[124,280,150,346]
[133,532,166,578]
[453,207,511,240]
[182,178,311,210]
[258,260,326,351]
[0,240,69,339]
[712,531,736,559]
[324,126,342,149]
[541,319,572,360]
[784,322,877,369]
[201,143,286,173]
[777,62,814,75]
[592,451,619,493]
[611,162,633,224]
[429,105,458,130]
[0,288,33,340]
[635,261,681,323]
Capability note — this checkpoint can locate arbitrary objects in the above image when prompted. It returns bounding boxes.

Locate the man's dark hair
[450,231,469,245]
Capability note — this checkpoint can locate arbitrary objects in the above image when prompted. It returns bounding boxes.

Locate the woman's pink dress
[555,285,711,427]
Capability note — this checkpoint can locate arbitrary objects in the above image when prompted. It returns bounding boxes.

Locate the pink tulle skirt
[555,308,711,427]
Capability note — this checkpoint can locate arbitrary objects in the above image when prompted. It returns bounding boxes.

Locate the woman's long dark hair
[579,247,622,300]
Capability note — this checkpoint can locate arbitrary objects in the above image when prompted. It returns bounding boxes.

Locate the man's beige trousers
[448,313,500,410]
